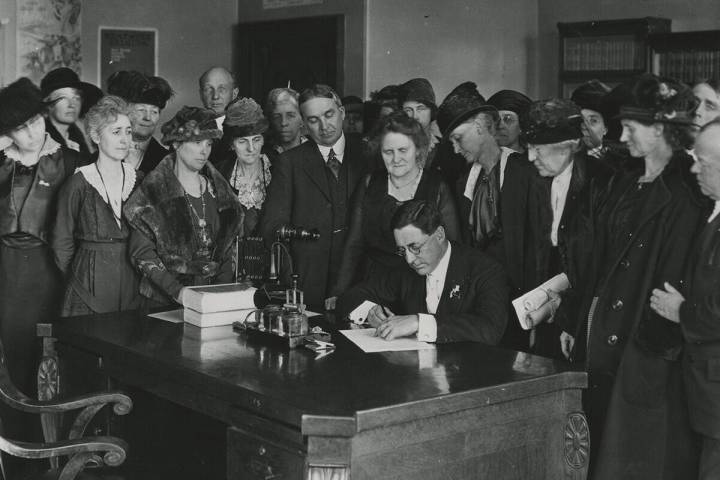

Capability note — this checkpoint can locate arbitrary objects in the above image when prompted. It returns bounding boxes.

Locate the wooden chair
[0,339,131,480]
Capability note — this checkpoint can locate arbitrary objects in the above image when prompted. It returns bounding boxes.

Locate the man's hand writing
[375,315,419,340]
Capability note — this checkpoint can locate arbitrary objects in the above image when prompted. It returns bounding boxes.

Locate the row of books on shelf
[563,37,643,72]
[654,50,720,83]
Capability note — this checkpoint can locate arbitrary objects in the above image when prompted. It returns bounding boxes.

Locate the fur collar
[125,152,239,220]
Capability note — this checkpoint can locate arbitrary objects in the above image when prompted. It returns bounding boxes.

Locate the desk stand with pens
[236,274,310,348]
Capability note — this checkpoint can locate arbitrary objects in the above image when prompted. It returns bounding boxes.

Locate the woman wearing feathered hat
[570,74,704,479]
[0,78,80,414]
[124,106,244,307]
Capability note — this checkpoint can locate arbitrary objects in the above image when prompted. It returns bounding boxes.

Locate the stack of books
[181,283,257,327]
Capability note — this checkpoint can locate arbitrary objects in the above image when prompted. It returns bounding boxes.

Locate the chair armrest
[4,389,132,416]
[0,434,127,465]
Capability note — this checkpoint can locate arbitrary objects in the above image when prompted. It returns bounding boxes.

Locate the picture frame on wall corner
[98,27,157,89]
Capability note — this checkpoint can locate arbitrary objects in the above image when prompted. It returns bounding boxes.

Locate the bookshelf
[649,30,720,84]
[558,18,671,97]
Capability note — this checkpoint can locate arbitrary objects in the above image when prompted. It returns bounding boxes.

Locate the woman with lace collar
[52,96,142,316]
[0,78,79,437]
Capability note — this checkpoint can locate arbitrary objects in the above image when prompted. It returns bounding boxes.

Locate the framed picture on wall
[98,27,157,88]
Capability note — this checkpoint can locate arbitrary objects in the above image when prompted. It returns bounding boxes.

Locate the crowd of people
[1,63,720,479]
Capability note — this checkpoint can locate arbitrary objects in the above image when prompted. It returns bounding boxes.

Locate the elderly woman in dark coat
[124,106,244,306]
[570,74,704,479]
[522,98,614,360]
[52,95,142,316]
[330,112,459,306]
[0,78,78,437]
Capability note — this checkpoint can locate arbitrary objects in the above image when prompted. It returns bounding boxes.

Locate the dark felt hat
[617,74,697,125]
[0,78,47,135]
[161,106,222,144]
[107,70,174,110]
[399,78,437,109]
[370,84,401,109]
[40,67,100,105]
[342,95,364,113]
[487,90,532,116]
[223,97,269,138]
[523,98,583,145]
[601,82,634,142]
[437,81,496,137]
[570,80,611,115]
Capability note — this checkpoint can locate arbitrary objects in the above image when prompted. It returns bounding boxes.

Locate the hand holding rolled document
[512,273,571,330]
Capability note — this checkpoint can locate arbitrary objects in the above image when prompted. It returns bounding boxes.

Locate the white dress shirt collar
[709,201,720,224]
[317,133,346,164]
[215,115,225,131]
[425,242,452,315]
[463,146,512,200]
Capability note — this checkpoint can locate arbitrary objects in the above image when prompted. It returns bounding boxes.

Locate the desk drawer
[227,426,305,480]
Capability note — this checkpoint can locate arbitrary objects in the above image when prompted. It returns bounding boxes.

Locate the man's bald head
[199,67,238,114]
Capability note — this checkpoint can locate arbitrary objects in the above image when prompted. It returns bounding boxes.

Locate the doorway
[235,15,344,102]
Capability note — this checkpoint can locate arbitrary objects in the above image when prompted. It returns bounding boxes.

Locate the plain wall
[538,0,720,97]
[236,0,366,98]
[81,0,237,123]
[366,0,539,102]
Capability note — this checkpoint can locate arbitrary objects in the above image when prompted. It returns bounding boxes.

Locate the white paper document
[148,309,184,323]
[512,273,571,330]
[340,328,435,353]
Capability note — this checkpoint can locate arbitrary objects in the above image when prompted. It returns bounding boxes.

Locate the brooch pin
[449,284,462,299]
[38,180,50,187]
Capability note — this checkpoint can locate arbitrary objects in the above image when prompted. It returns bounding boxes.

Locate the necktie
[469,162,501,247]
[327,148,340,180]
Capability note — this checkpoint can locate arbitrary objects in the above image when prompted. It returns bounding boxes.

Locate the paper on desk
[512,273,570,330]
[147,309,184,323]
[340,329,435,353]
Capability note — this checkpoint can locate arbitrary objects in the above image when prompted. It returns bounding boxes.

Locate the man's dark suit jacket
[261,134,366,308]
[680,211,720,438]
[337,242,508,344]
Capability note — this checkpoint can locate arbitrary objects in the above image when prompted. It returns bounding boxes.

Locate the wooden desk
[39,311,588,480]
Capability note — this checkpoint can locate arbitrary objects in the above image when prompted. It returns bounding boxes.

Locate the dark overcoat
[680,210,720,440]
[260,136,366,308]
[577,152,704,479]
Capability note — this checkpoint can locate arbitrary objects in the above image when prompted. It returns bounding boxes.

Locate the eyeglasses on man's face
[396,233,433,258]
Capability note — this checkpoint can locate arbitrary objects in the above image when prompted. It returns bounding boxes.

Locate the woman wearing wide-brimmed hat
[571,74,705,479]
[0,78,79,412]
[124,106,244,307]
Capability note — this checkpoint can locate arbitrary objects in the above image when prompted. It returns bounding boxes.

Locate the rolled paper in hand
[523,289,549,312]
[526,301,555,328]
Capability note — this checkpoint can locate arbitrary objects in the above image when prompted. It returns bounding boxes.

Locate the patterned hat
[223,97,269,138]
[524,98,583,145]
[107,70,174,110]
[161,106,222,144]
[618,74,697,125]
[399,78,437,109]
[436,81,496,137]
[0,78,47,135]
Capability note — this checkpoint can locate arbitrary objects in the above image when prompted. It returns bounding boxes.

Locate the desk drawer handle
[258,445,266,456]
[251,398,263,409]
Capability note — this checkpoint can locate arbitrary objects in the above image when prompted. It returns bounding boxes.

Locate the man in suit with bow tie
[261,84,367,310]
[338,200,508,343]
[651,120,720,479]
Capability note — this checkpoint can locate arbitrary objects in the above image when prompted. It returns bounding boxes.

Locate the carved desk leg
[37,323,61,470]
[306,464,349,480]
[564,411,590,480]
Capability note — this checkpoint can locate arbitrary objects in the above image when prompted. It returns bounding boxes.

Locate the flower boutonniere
[449,284,462,300]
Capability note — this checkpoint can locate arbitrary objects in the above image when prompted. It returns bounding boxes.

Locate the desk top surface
[50,311,586,434]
